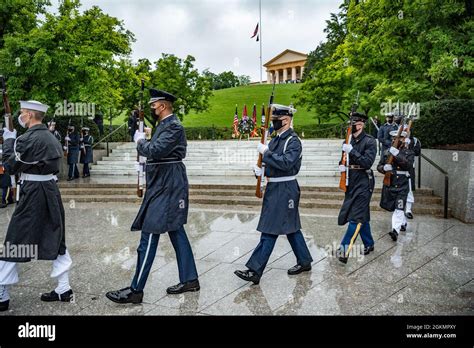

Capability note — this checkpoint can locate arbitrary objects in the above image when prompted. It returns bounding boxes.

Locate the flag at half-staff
[232,105,240,138]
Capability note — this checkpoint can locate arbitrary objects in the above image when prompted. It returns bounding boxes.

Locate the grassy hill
[182,83,318,128]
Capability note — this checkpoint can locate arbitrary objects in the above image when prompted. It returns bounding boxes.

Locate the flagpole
[259,0,262,84]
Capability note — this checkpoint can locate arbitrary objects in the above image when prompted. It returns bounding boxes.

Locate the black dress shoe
[234,269,261,285]
[166,280,200,294]
[363,245,375,255]
[41,289,74,302]
[67,177,74,181]
[0,203,6,209]
[406,212,414,219]
[288,264,311,275]
[105,287,143,304]
[389,229,398,241]
[338,256,348,264]
[400,224,407,232]
[0,300,9,312]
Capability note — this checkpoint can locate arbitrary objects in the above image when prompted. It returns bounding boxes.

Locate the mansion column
[267,71,272,84]
[283,68,288,82]
[291,66,297,81]
[300,66,305,79]
[275,70,280,84]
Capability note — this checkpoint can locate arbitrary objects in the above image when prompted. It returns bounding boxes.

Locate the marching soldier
[106,89,199,304]
[0,132,14,208]
[377,112,397,154]
[377,129,415,242]
[405,134,421,219]
[128,110,138,142]
[234,104,313,285]
[337,112,377,264]
[0,100,73,312]
[64,125,80,181]
[79,127,94,178]
[47,120,62,143]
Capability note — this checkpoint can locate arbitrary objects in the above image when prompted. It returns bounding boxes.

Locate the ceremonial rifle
[64,118,71,157]
[339,91,359,192]
[80,116,86,156]
[0,75,18,200]
[136,79,145,198]
[255,81,276,199]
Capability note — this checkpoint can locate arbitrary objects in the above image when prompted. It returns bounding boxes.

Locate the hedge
[414,99,474,148]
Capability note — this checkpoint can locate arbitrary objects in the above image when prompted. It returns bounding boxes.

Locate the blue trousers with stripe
[246,230,313,276]
[339,221,374,253]
[131,226,198,292]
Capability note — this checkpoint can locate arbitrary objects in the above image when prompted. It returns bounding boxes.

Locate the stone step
[59,194,447,216]
[59,187,441,204]
[58,182,433,195]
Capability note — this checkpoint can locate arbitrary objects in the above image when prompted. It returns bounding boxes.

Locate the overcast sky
[48,0,341,82]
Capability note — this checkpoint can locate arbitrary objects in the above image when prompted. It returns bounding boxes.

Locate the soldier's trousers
[68,164,79,179]
[131,227,198,292]
[83,163,90,176]
[0,250,73,299]
[246,231,313,276]
[392,209,407,233]
[340,221,374,255]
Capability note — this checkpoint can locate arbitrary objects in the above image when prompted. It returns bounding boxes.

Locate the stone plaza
[0,190,472,316]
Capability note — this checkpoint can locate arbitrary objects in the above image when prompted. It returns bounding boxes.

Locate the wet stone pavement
[0,203,472,316]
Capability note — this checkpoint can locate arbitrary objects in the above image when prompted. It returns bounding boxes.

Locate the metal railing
[92,122,128,154]
[418,153,449,219]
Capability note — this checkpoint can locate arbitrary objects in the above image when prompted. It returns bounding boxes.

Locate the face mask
[18,114,28,128]
[150,108,156,118]
[394,118,401,125]
[272,119,283,131]
[387,118,393,124]
[352,125,358,133]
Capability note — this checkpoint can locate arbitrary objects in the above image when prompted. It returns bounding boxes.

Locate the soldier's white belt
[395,171,410,177]
[20,173,58,182]
[267,176,296,183]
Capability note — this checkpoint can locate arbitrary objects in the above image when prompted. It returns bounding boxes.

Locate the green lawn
[182,84,318,128]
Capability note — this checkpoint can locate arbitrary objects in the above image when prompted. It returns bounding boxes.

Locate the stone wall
[419,149,474,223]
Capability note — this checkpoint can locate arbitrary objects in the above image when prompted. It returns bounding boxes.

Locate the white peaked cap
[20,100,49,113]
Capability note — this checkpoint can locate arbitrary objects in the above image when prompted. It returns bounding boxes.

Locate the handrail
[92,122,128,150]
[418,153,449,219]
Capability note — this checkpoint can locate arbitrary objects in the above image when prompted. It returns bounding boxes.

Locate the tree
[295,0,474,123]
[0,0,134,116]
[149,54,212,120]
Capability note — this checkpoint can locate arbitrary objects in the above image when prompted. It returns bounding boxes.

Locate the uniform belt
[146,158,182,165]
[348,165,364,170]
[396,171,410,176]
[267,176,296,183]
[20,173,58,182]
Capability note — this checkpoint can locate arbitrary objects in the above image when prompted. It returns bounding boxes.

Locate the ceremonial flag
[251,23,259,40]
[232,105,240,138]
[251,103,259,137]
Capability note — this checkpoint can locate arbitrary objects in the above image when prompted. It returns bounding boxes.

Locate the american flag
[232,105,240,138]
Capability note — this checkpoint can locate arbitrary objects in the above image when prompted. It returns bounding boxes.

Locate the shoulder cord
[14,135,39,165]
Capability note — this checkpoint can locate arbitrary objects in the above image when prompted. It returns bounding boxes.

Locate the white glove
[342,143,353,154]
[257,142,268,155]
[383,164,393,172]
[134,161,142,172]
[338,165,347,173]
[405,138,411,145]
[2,128,17,140]
[63,146,67,151]
[253,164,263,177]
[389,146,400,156]
[134,130,146,143]
[64,136,71,141]
[80,137,84,141]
